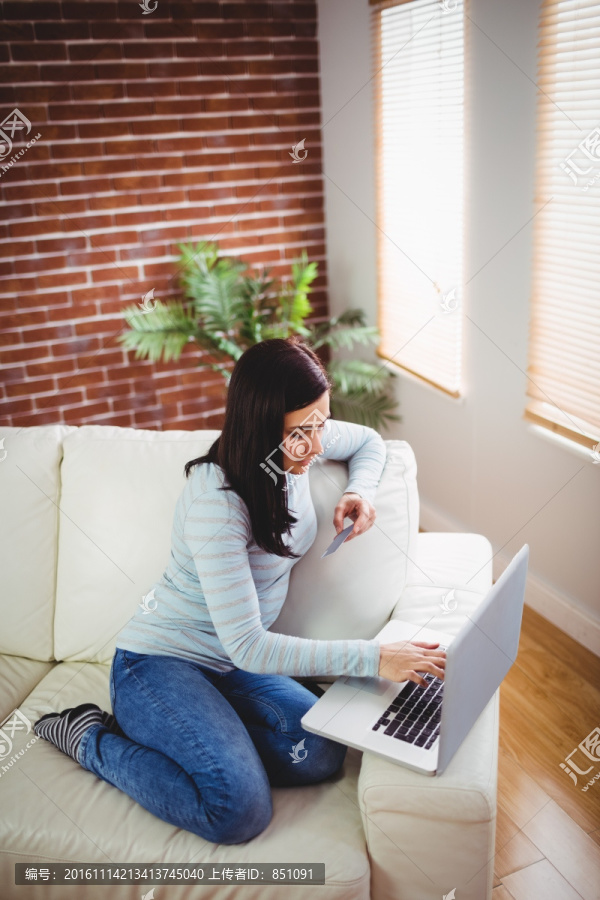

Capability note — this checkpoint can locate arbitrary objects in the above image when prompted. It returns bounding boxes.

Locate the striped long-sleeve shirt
[115,417,387,677]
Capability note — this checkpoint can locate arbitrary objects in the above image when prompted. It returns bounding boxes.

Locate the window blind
[371,0,465,397]
[525,0,600,451]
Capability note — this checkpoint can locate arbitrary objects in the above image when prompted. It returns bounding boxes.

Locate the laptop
[301,544,529,776]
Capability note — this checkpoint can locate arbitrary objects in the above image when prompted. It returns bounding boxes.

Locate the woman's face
[282,391,331,475]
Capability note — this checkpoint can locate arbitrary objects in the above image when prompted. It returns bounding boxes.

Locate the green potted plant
[118,241,400,430]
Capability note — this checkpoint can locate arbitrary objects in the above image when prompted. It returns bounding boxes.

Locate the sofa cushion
[0,425,75,660]
[0,655,56,726]
[273,441,419,681]
[54,426,221,663]
[0,662,371,900]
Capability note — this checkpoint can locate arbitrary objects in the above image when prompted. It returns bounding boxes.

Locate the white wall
[316,0,600,654]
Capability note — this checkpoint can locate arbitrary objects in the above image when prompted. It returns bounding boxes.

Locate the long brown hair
[184,336,332,558]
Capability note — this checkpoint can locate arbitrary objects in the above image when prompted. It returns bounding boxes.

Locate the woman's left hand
[333,492,376,543]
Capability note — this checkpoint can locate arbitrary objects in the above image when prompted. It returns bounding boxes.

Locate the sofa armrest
[359,531,498,899]
[357,691,498,900]
[390,532,494,628]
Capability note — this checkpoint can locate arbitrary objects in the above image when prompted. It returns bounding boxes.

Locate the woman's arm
[182,487,380,678]
[316,418,386,542]
[318,418,387,503]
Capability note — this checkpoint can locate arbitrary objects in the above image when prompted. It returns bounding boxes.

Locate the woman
[34,336,445,844]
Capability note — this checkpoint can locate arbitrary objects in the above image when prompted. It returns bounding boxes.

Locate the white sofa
[0,424,498,900]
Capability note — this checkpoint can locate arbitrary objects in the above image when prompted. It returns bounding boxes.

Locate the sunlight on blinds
[372,0,464,397]
[525,0,600,451]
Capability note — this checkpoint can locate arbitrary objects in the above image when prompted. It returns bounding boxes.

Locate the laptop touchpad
[342,675,392,696]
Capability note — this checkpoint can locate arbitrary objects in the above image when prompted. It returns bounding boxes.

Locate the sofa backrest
[1,425,419,666]
[0,425,76,660]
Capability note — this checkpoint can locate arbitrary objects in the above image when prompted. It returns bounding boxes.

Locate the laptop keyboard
[371,651,446,749]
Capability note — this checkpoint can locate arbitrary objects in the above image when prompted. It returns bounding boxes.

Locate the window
[371,0,465,397]
[526,0,600,452]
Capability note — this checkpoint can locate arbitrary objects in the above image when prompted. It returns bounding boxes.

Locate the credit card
[320,522,355,558]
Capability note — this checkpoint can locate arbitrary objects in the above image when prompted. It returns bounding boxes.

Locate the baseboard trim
[419,501,600,657]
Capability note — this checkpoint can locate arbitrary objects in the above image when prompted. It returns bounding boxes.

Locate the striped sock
[101,710,125,737]
[34,703,109,763]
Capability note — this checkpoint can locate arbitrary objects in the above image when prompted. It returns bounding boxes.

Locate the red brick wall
[0,0,328,430]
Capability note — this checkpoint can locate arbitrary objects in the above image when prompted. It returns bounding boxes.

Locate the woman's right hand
[378,640,446,687]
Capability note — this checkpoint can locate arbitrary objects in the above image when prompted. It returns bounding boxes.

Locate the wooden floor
[492,605,600,899]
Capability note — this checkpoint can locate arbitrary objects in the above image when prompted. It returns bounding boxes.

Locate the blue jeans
[78,648,348,845]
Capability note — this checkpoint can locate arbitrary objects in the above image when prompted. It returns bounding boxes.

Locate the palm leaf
[176,240,219,273]
[210,335,245,361]
[320,324,379,352]
[308,308,379,351]
[177,242,248,333]
[288,249,317,326]
[117,300,198,363]
[274,250,317,334]
[308,310,366,346]
[260,322,293,340]
[328,358,395,395]
[238,268,277,344]
[187,267,247,332]
[330,389,401,429]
